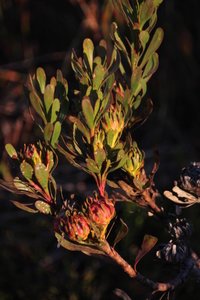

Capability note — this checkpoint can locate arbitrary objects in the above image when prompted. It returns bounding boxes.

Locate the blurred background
[0,0,200,299]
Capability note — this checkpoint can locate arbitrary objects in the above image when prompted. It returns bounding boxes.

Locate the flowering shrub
[1,0,200,299]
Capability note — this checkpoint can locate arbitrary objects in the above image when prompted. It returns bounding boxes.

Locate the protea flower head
[64,213,91,242]
[88,195,115,227]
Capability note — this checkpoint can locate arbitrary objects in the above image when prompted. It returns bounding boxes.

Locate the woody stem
[101,242,137,278]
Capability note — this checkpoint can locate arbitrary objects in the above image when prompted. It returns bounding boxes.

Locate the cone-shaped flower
[123,142,144,177]
[65,213,90,242]
[88,196,115,227]
[102,105,124,149]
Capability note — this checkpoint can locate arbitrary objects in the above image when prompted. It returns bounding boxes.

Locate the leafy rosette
[0,142,57,214]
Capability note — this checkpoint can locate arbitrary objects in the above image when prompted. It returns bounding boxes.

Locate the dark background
[0,1,200,299]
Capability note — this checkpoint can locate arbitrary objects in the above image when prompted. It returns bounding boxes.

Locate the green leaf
[140,27,164,68]
[86,158,100,174]
[35,200,52,214]
[139,30,150,49]
[51,98,60,123]
[44,123,54,143]
[143,52,159,79]
[36,67,46,94]
[44,84,55,114]
[139,0,154,30]
[5,144,18,159]
[29,91,47,124]
[51,121,61,148]
[20,161,33,180]
[82,97,94,130]
[34,163,49,195]
[83,38,94,72]
[93,98,101,119]
[134,234,158,271]
[113,218,128,247]
[11,200,38,213]
[94,149,106,168]
[93,64,105,90]
[107,130,117,148]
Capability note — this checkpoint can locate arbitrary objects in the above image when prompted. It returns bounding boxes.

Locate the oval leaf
[35,200,51,214]
[36,67,46,94]
[51,98,60,123]
[44,122,54,143]
[86,158,100,174]
[51,121,61,148]
[5,144,18,159]
[44,84,55,114]
[34,163,49,195]
[83,38,94,72]
[82,97,94,130]
[20,161,33,180]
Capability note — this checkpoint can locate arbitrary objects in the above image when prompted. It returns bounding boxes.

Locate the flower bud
[123,142,144,177]
[65,213,90,242]
[89,197,115,226]
[102,105,124,148]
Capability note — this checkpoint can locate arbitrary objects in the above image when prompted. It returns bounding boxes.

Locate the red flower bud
[89,198,115,226]
[65,214,90,242]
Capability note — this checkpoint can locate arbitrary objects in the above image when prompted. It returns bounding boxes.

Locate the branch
[102,242,194,293]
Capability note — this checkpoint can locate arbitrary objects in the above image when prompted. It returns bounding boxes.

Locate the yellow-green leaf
[44,84,55,114]
[83,38,94,72]
[20,161,33,180]
[51,121,61,148]
[5,144,18,159]
[35,200,51,214]
[86,158,100,174]
[36,67,46,94]
[44,123,54,143]
[34,163,49,194]
[82,97,94,130]
[51,98,60,123]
